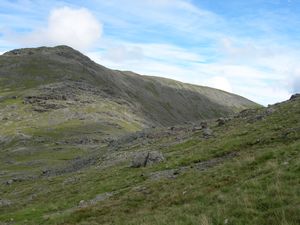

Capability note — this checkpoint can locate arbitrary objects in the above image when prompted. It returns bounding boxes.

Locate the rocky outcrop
[290,93,300,100]
[216,117,229,126]
[148,151,238,180]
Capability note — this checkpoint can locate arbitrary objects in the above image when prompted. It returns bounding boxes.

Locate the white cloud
[23,7,102,50]
[214,36,300,102]
[203,76,233,92]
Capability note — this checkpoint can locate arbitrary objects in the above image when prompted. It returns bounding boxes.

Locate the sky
[1,0,300,105]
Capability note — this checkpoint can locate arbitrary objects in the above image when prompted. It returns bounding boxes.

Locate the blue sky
[1,0,300,105]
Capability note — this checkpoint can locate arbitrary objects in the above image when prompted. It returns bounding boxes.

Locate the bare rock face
[131,151,165,168]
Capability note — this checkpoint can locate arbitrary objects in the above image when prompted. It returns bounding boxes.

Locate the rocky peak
[3,45,91,62]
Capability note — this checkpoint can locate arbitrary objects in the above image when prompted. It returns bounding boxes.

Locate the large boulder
[131,151,165,168]
[147,151,165,166]
[203,128,213,138]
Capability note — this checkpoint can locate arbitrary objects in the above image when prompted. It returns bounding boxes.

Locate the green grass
[0,97,299,225]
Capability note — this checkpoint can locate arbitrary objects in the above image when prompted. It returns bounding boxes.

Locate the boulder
[6,180,13,185]
[131,151,165,168]
[203,128,213,138]
[147,151,165,166]
[131,152,148,168]
[216,118,226,126]
[192,126,202,132]
[0,199,11,207]
[200,122,208,129]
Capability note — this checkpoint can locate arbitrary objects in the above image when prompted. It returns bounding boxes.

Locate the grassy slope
[0,97,299,225]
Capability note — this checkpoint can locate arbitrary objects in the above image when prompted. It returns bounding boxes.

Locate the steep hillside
[0,91,299,224]
[0,46,258,130]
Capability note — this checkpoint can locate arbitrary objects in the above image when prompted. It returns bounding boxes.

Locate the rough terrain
[0,46,299,225]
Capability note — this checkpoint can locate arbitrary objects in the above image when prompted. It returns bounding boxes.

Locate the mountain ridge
[0,45,259,129]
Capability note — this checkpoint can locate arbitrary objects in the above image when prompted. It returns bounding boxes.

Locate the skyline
[1,0,300,105]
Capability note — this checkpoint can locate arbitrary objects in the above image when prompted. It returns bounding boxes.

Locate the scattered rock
[148,152,238,181]
[0,199,12,207]
[192,126,202,132]
[63,177,80,185]
[91,192,114,204]
[42,154,98,177]
[131,151,165,168]
[6,180,13,185]
[78,192,114,208]
[149,169,183,180]
[265,107,275,115]
[194,152,238,171]
[78,200,85,207]
[132,186,150,194]
[17,133,32,141]
[236,109,257,119]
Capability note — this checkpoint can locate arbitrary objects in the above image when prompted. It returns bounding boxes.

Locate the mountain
[0,46,257,132]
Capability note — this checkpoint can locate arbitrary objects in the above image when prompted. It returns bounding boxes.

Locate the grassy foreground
[0,96,299,225]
